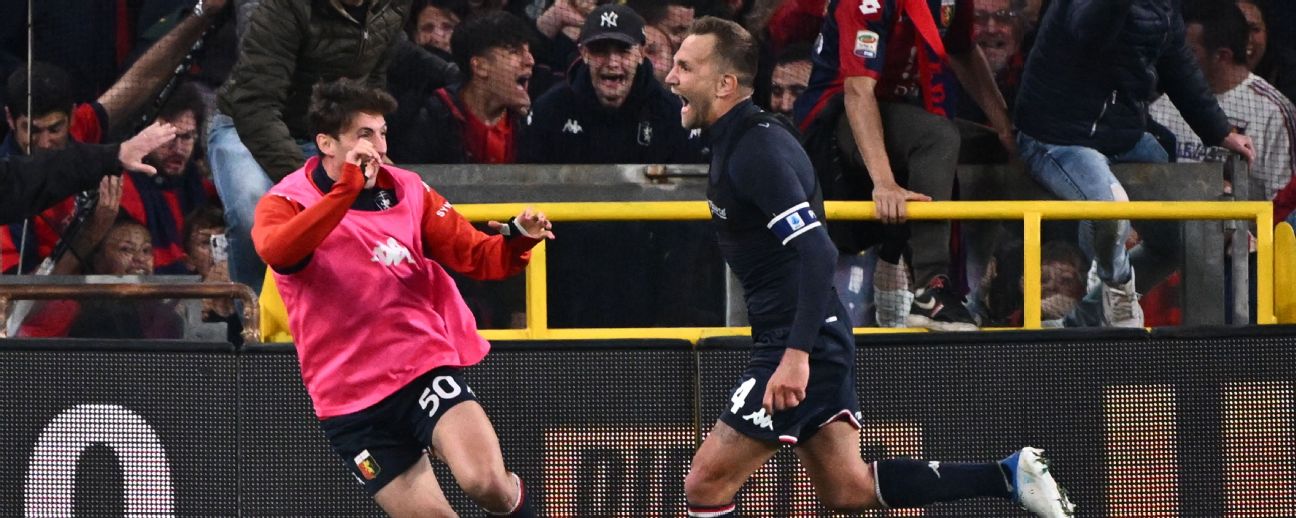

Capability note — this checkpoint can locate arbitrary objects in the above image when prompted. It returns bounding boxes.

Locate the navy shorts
[318,367,476,495]
[718,313,860,446]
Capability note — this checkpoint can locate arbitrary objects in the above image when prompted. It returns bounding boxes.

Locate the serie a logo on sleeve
[854,31,879,59]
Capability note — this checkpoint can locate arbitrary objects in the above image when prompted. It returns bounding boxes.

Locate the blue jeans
[207,112,318,294]
[1017,131,1168,285]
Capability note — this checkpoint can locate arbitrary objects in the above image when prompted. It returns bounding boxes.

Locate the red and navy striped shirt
[793,0,974,129]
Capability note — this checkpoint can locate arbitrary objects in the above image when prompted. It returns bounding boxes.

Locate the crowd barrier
[5,326,1296,516]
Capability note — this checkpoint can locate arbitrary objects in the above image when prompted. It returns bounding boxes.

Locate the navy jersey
[793,0,974,128]
[706,100,840,352]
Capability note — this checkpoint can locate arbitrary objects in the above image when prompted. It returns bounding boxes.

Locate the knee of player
[817,470,880,511]
[456,467,514,503]
[683,467,723,502]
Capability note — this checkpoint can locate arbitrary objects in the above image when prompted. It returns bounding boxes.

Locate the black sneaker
[906,275,978,331]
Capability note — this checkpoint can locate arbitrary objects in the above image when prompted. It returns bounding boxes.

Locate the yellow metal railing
[455,200,1276,342]
[1276,222,1295,324]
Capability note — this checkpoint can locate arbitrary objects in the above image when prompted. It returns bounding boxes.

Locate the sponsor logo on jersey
[371,237,415,266]
[708,199,728,220]
[859,0,881,16]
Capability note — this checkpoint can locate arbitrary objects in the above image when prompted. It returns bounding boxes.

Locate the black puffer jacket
[1014,0,1229,155]
[388,83,529,164]
[217,0,409,180]
[520,60,706,164]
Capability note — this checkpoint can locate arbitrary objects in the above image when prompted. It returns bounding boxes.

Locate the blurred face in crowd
[667,33,726,130]
[147,111,198,177]
[6,109,71,155]
[658,5,695,51]
[473,43,536,114]
[974,0,1022,75]
[186,225,226,278]
[94,223,154,276]
[414,5,460,55]
[1236,0,1267,71]
[769,59,811,117]
[582,40,645,108]
[644,25,674,83]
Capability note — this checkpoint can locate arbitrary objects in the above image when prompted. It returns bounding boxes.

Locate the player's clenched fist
[763,348,809,413]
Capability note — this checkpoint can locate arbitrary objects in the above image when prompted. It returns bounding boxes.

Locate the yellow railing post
[526,240,550,338]
[1023,212,1042,329]
[1276,222,1296,324]
[1255,209,1275,324]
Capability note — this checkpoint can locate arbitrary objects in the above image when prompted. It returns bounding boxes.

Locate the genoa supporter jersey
[0,102,107,273]
[794,0,973,128]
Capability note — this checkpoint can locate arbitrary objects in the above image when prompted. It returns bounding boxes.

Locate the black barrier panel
[238,340,697,516]
[238,344,385,516]
[699,328,1296,516]
[0,341,239,517]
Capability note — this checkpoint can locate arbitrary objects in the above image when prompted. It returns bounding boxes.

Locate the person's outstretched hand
[118,122,178,175]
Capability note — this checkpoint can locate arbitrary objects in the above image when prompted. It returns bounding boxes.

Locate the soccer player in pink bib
[252,78,552,517]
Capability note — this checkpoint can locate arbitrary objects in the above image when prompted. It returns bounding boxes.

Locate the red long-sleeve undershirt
[252,162,539,279]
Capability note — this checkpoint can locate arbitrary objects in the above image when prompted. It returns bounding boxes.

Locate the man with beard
[522,4,704,164]
[768,44,811,118]
[119,82,216,274]
[389,12,535,164]
[669,17,1073,517]
[959,0,1028,123]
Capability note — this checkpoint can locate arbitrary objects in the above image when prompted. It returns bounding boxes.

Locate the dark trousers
[829,101,961,286]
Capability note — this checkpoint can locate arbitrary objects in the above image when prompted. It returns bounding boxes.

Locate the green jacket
[217,0,410,181]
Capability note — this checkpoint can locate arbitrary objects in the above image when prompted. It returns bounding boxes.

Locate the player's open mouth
[597,72,629,89]
[515,73,531,93]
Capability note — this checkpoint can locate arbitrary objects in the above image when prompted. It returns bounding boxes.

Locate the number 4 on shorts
[731,378,757,413]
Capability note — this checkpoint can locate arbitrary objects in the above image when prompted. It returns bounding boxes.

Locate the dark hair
[5,62,74,120]
[308,78,398,137]
[687,16,758,88]
[156,81,207,127]
[774,42,812,68]
[1183,1,1250,66]
[450,12,533,76]
[406,0,470,39]
[183,205,227,252]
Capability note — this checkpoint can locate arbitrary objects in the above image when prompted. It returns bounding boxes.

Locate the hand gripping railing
[0,282,260,343]
[455,200,1275,342]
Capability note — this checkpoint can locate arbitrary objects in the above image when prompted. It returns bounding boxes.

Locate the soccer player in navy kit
[666,17,1074,517]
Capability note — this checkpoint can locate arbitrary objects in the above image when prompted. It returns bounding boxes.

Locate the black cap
[578,4,646,46]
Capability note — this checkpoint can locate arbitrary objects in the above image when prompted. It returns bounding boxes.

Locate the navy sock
[687,502,736,516]
[874,459,1011,508]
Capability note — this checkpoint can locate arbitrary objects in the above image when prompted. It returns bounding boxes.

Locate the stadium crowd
[1,0,1295,340]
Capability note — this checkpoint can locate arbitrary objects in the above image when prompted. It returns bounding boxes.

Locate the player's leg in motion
[684,421,780,517]
[797,421,1075,517]
[373,456,459,518]
[430,402,535,517]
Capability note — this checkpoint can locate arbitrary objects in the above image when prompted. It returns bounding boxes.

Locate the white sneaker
[1002,447,1076,518]
[1102,272,1143,327]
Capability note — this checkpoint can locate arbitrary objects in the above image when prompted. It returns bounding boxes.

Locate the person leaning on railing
[0,122,177,225]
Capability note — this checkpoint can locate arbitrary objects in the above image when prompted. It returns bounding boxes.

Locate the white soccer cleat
[1002,447,1076,518]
